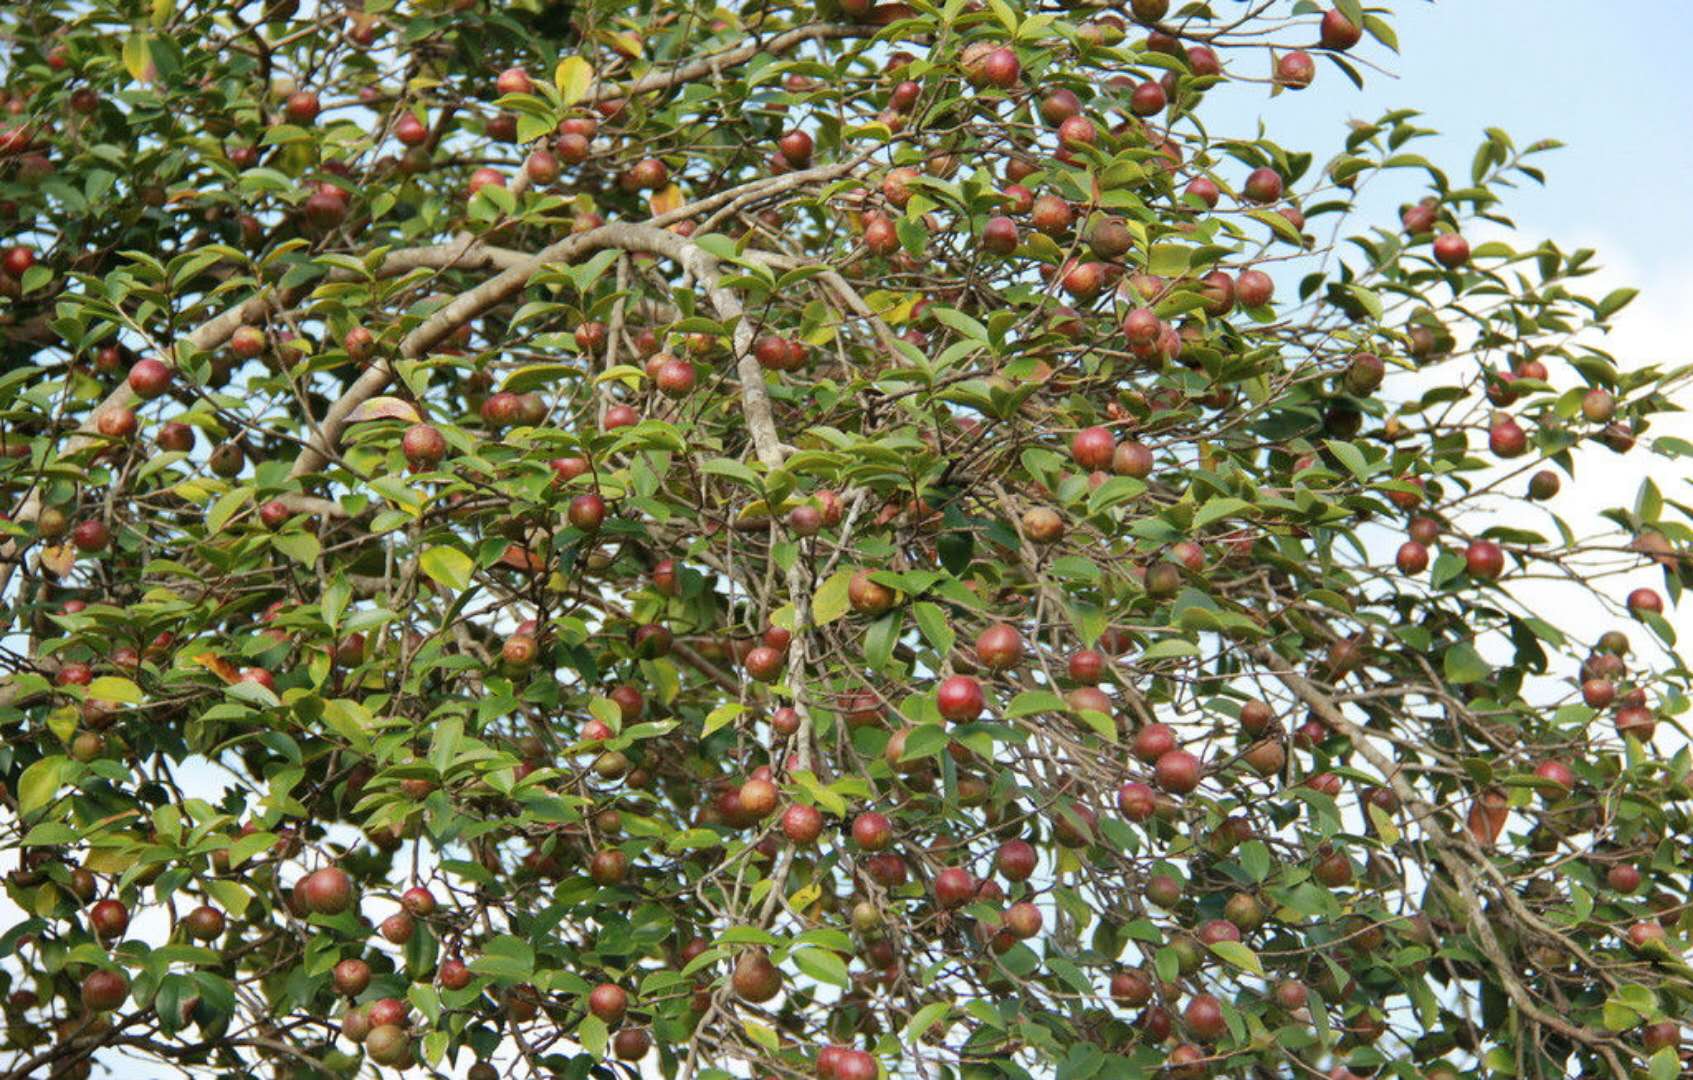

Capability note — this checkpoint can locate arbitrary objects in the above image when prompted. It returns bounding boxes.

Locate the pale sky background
[34,3,1693,1077]
[1198,0,1693,670]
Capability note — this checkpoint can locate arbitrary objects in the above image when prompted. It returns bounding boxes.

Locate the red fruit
[612,1027,651,1061]
[1533,759,1575,798]
[467,167,505,197]
[1275,50,1316,89]
[1131,722,1177,764]
[936,675,985,722]
[1183,178,1221,210]
[1433,232,1470,268]
[1187,45,1222,76]
[1070,426,1116,470]
[1627,921,1668,950]
[781,803,824,845]
[71,519,110,553]
[298,866,355,915]
[1004,900,1043,938]
[368,997,408,1029]
[1465,538,1505,580]
[440,958,472,990]
[1627,588,1664,616]
[525,149,560,185]
[587,983,627,1024]
[1183,993,1226,1040]
[1031,194,1073,235]
[495,67,534,96]
[1396,540,1429,575]
[1154,749,1201,794]
[401,423,447,469]
[95,407,136,439]
[1243,167,1283,204]
[1606,864,1641,893]
[127,357,171,399]
[2,244,34,278]
[1110,969,1153,1006]
[978,47,1020,89]
[604,404,639,429]
[1581,679,1615,709]
[852,811,893,851]
[258,500,291,530]
[89,899,129,939]
[1124,307,1162,345]
[284,91,320,124]
[1235,269,1274,308]
[1642,1021,1680,1054]
[333,958,371,996]
[982,215,1019,256]
[379,912,414,944]
[1321,9,1363,50]
[933,866,975,908]
[974,623,1023,670]
[833,1050,878,1080]
[995,839,1037,881]
[1130,80,1166,116]
[394,112,428,146]
[568,492,606,532]
[1489,415,1528,458]
[1116,781,1156,822]
[1196,918,1240,946]
[777,130,814,168]
[80,970,128,1013]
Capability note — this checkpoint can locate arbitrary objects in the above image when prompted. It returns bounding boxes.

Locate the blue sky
[1207,1,1692,316]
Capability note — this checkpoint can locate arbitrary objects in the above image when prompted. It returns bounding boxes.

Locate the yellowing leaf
[420,546,475,591]
[1208,940,1264,976]
[812,570,852,625]
[122,33,155,83]
[702,703,745,739]
[38,543,75,577]
[648,183,684,217]
[86,676,142,705]
[347,396,421,424]
[554,56,594,106]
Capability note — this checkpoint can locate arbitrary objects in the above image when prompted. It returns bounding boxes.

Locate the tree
[0,0,1685,1077]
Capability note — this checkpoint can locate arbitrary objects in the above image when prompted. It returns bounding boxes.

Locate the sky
[1196,0,1693,670]
[28,3,1693,1077]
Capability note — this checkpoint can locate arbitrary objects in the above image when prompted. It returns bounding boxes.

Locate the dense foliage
[0,0,1687,1078]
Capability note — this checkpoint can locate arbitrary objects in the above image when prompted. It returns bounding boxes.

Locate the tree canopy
[0,1,1688,1078]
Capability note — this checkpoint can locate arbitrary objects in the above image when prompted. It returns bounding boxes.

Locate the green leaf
[1443,642,1488,684]
[419,546,475,591]
[1597,288,1639,319]
[1141,638,1199,660]
[702,702,745,739]
[469,935,534,981]
[206,485,252,535]
[906,999,951,1040]
[1343,285,1383,322]
[1366,802,1400,845]
[1208,940,1264,976]
[791,948,850,988]
[271,531,321,567]
[203,878,251,918]
[741,1017,779,1053]
[1325,439,1371,480]
[578,1013,608,1058]
[912,602,955,658]
[17,756,65,817]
